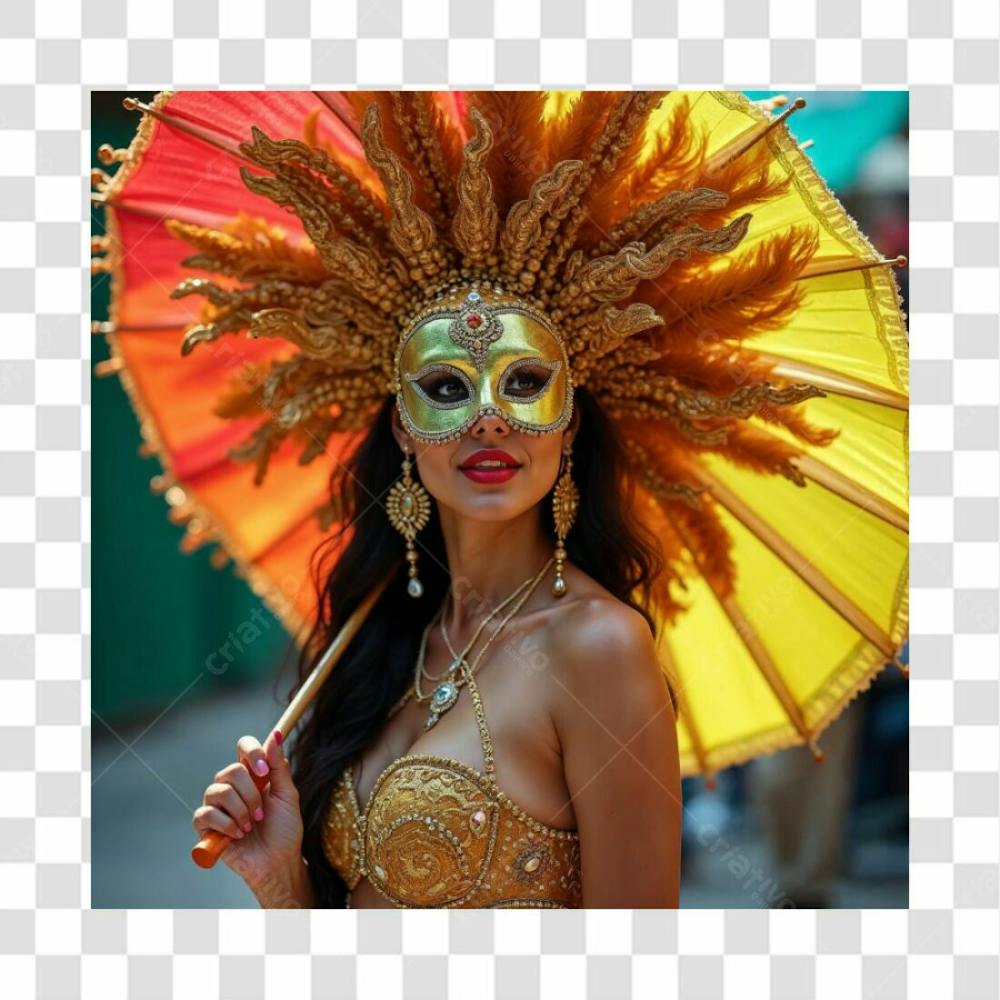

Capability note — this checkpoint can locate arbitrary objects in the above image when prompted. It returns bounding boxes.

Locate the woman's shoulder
[534,575,673,744]
[539,567,664,702]
[557,593,651,655]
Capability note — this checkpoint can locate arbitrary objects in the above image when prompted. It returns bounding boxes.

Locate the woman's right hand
[193,729,307,903]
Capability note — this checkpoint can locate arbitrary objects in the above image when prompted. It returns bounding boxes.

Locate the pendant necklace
[419,575,532,686]
[414,570,534,726]
[415,556,554,730]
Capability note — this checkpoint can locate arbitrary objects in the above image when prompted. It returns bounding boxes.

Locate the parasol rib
[661,508,821,755]
[692,465,899,660]
[751,351,908,410]
[166,454,341,568]
[94,358,124,378]
[238,495,340,569]
[718,592,820,754]
[790,453,908,533]
[798,254,907,280]
[704,97,806,173]
[746,423,908,532]
[122,97,255,164]
[312,91,363,140]
[92,193,225,229]
[92,321,187,335]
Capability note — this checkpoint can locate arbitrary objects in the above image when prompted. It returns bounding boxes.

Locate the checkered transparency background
[0,0,996,997]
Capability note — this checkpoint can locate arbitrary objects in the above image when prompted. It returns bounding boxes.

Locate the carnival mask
[395,288,574,444]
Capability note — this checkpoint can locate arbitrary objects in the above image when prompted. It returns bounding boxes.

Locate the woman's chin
[447,490,535,523]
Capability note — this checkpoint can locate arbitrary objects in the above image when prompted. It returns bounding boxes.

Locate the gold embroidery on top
[321,662,582,908]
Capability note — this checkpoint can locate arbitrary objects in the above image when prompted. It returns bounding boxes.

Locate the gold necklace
[419,575,533,684]
[416,556,554,730]
[413,575,533,699]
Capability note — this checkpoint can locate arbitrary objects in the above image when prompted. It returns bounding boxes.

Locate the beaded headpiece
[163,94,819,465]
[145,91,852,621]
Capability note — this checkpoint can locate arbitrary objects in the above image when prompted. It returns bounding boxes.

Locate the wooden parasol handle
[191,572,395,869]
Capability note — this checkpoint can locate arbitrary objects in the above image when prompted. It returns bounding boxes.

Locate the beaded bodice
[322,662,582,908]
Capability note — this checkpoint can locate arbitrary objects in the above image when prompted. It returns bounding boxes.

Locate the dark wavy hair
[286,388,664,906]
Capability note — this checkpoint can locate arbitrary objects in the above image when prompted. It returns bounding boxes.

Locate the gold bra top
[322,660,582,908]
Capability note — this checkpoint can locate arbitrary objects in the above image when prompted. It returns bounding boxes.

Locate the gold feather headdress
[149,91,840,622]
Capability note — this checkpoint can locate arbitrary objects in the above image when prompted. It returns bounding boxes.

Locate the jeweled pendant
[432,679,459,712]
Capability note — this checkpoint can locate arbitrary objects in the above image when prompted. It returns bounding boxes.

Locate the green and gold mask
[394,287,573,444]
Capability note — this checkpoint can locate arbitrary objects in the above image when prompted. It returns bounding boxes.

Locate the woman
[194,375,682,907]
[171,90,863,906]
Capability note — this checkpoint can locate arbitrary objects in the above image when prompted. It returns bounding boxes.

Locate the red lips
[458,448,521,484]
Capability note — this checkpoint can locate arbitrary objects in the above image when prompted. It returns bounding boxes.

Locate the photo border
[1,1,995,997]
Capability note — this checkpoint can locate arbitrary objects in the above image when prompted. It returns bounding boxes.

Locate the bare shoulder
[543,588,669,723]
[553,595,656,669]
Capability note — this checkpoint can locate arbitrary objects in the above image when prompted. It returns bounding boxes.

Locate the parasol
[91,90,908,784]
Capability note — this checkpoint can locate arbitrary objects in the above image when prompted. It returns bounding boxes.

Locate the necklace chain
[419,575,533,684]
[413,577,530,698]
[413,556,554,729]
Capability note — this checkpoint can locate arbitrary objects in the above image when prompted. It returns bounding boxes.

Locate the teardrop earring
[551,444,578,598]
[386,443,432,597]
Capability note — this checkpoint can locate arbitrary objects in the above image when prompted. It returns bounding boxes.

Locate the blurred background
[91,90,909,908]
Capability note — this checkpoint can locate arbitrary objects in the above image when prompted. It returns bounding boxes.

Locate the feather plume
[413,92,465,214]
[161,87,847,580]
[751,403,841,448]
[643,341,784,393]
[649,226,819,340]
[385,93,453,233]
[451,108,499,267]
[342,92,439,219]
[683,421,816,486]
[661,488,737,598]
[574,91,669,245]
[683,140,790,224]
[544,91,620,168]
[300,107,379,199]
[164,214,328,283]
[465,92,549,215]
[623,95,708,201]
[631,488,692,623]
[591,187,730,260]
[402,93,459,219]
[359,104,448,278]
[624,423,737,597]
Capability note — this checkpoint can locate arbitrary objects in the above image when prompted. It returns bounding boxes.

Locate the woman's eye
[504,366,551,398]
[418,373,470,403]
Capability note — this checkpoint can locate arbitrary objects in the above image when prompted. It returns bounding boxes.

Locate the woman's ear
[389,403,412,453]
[564,402,581,449]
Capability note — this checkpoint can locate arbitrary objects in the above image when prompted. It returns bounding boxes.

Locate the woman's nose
[471,410,510,437]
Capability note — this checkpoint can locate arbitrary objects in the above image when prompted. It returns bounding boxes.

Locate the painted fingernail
[253,807,264,822]
[243,822,252,833]
[255,758,269,776]
[274,729,283,747]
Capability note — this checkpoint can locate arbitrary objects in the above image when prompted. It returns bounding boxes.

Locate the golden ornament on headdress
[161,91,834,612]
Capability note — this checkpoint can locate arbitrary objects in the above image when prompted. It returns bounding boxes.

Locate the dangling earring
[386,443,432,597]
[551,444,578,598]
